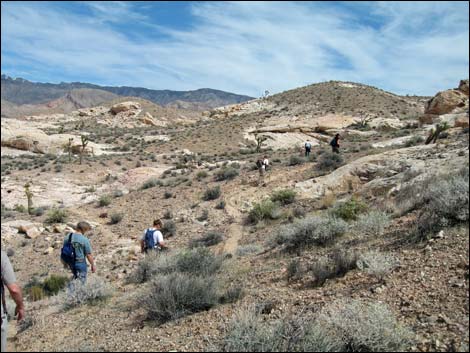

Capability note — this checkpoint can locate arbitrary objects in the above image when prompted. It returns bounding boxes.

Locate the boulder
[425,89,468,115]
[140,112,167,127]
[368,117,405,130]
[110,102,141,115]
[458,79,469,95]
[454,116,469,129]
[419,114,438,126]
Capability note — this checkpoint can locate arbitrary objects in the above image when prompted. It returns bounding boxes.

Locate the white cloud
[1,1,468,96]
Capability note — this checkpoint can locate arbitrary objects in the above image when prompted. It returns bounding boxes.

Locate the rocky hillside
[1,75,254,112]
[265,80,427,119]
[1,89,120,118]
[1,79,468,353]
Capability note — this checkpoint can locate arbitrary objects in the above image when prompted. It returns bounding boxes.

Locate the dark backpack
[330,138,337,147]
[1,275,7,324]
[144,229,158,251]
[61,233,76,267]
[256,160,263,169]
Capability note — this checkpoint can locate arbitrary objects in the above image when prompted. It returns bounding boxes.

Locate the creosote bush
[331,198,368,221]
[98,195,112,207]
[189,232,224,248]
[270,189,296,205]
[247,200,281,224]
[63,277,112,309]
[141,273,219,324]
[273,215,348,253]
[317,151,344,171]
[357,251,399,281]
[354,211,390,236]
[202,186,221,201]
[45,208,68,224]
[109,212,123,224]
[215,167,239,181]
[221,300,413,352]
[308,250,358,287]
[141,177,160,189]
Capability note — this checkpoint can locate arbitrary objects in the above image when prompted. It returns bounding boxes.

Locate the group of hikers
[1,133,343,351]
[1,218,168,352]
[256,133,342,184]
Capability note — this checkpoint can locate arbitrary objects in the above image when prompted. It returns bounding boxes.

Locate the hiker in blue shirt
[62,221,96,283]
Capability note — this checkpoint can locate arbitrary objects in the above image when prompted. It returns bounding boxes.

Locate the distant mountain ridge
[1,75,254,109]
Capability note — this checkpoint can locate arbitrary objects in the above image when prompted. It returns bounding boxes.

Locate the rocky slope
[1,79,468,352]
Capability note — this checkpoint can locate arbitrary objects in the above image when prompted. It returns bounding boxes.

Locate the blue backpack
[144,229,158,251]
[61,233,76,266]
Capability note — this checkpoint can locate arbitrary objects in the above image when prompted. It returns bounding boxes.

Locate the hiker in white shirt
[140,219,167,253]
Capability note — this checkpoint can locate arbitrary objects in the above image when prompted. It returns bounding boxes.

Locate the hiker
[262,156,269,171]
[1,251,25,352]
[141,219,167,253]
[61,221,96,283]
[305,140,312,157]
[330,133,341,153]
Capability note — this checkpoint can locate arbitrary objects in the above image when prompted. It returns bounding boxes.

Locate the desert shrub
[270,189,296,205]
[236,244,263,257]
[163,210,173,219]
[98,195,111,207]
[112,190,124,198]
[221,300,412,352]
[247,200,281,224]
[397,166,469,241]
[317,152,344,171]
[63,277,112,309]
[286,259,303,282]
[33,207,46,217]
[176,248,223,276]
[405,135,424,147]
[215,200,226,209]
[162,220,176,237]
[196,170,208,180]
[273,215,348,253]
[288,155,304,166]
[109,212,123,224]
[331,198,368,221]
[309,250,358,287]
[354,211,390,236]
[141,177,160,189]
[189,232,224,248]
[197,209,209,221]
[45,208,68,224]
[141,273,219,324]
[219,284,245,304]
[130,252,177,283]
[310,299,413,352]
[85,186,96,193]
[43,275,69,296]
[164,191,173,199]
[202,186,221,201]
[215,167,239,181]
[14,204,27,213]
[357,251,399,281]
[28,286,45,302]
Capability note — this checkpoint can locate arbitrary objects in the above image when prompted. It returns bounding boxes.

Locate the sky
[1,1,469,97]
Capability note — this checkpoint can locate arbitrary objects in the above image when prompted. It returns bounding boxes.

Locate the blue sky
[1,1,469,97]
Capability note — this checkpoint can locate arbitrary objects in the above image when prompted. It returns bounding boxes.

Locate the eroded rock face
[425,89,468,115]
[459,79,469,95]
[110,101,141,115]
[296,143,469,201]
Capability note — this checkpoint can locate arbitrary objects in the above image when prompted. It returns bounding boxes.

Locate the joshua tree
[79,135,89,165]
[24,182,33,215]
[254,133,273,152]
[66,137,74,163]
[425,122,450,145]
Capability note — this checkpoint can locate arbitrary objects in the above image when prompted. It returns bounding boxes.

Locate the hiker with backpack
[330,133,341,153]
[141,219,167,253]
[1,251,25,352]
[61,221,96,283]
[305,140,312,157]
